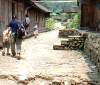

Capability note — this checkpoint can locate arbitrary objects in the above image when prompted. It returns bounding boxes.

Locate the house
[63,7,80,13]
[80,0,100,31]
[28,2,50,32]
[0,0,50,47]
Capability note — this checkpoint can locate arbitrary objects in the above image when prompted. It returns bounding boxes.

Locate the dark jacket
[9,19,19,33]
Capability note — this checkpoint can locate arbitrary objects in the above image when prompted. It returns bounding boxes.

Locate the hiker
[33,23,39,38]
[9,16,24,59]
[2,25,11,56]
[23,14,30,35]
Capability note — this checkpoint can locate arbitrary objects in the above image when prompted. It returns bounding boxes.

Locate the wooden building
[80,0,100,31]
[0,0,50,46]
[28,2,50,32]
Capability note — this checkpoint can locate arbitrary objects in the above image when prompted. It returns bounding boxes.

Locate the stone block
[53,45,65,50]
[52,81,61,85]
[61,40,70,46]
[59,29,81,38]
[61,36,85,50]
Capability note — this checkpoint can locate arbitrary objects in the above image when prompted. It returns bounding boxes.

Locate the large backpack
[17,28,25,39]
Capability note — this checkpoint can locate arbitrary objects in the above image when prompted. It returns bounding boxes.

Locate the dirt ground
[0,30,100,85]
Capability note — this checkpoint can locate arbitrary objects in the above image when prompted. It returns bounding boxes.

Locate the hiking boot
[16,53,21,60]
[2,51,5,56]
[6,53,10,56]
[12,51,16,57]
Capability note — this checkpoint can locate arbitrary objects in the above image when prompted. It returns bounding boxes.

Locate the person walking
[2,25,11,56]
[23,14,30,35]
[33,23,39,38]
[9,16,24,59]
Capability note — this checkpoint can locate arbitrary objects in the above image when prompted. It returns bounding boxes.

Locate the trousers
[10,33,22,56]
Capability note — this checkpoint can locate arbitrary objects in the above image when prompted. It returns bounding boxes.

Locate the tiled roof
[30,0,50,13]
[34,2,50,12]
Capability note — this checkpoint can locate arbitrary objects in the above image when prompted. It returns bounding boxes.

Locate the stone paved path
[0,30,100,85]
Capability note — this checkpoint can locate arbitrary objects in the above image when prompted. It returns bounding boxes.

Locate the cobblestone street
[0,30,100,85]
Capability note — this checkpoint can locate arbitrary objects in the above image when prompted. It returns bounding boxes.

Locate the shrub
[45,18,57,30]
[67,13,80,29]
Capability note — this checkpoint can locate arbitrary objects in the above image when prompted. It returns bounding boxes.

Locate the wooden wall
[0,0,25,32]
[0,0,12,31]
[29,8,47,32]
[81,4,95,27]
[81,1,96,30]
[80,0,100,31]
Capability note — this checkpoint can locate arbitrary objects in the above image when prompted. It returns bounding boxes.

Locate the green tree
[67,13,80,29]
[45,18,57,30]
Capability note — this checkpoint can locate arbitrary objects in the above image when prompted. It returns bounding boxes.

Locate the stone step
[59,29,81,38]
[68,35,86,40]
[54,29,87,50]
[53,44,65,50]
[60,36,85,50]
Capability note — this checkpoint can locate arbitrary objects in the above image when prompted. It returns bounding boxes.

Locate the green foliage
[52,13,69,22]
[67,13,80,29]
[60,13,68,21]
[45,18,57,30]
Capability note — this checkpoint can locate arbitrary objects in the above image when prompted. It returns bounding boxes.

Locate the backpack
[17,28,25,39]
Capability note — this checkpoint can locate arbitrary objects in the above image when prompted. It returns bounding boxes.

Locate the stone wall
[59,29,81,38]
[84,33,100,73]
[53,29,86,50]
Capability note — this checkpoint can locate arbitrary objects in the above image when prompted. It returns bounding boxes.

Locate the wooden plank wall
[29,10,35,32]
[29,8,46,32]
[17,2,24,21]
[0,0,25,32]
[0,0,2,32]
[8,0,13,23]
[38,12,46,32]
[39,13,46,32]
[0,0,2,47]
[81,1,96,30]
[0,0,12,31]
[1,0,6,30]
